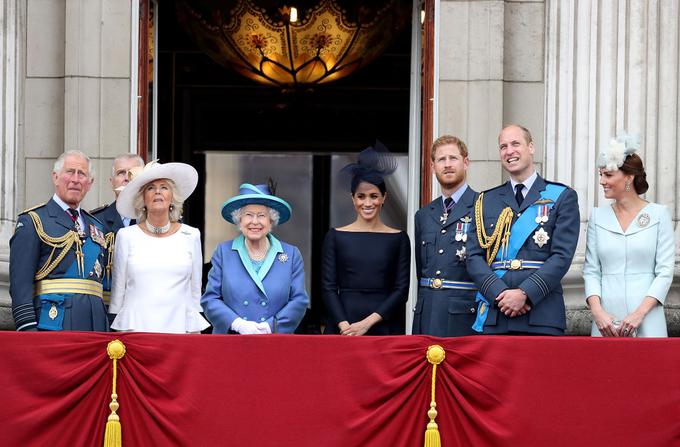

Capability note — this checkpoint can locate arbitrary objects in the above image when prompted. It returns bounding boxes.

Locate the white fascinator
[597,131,641,171]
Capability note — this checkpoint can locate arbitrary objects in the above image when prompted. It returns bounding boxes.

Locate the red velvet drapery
[1,333,679,446]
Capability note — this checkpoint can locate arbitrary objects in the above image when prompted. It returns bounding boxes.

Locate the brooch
[93,259,103,278]
[277,253,289,263]
[637,213,650,228]
[532,227,550,248]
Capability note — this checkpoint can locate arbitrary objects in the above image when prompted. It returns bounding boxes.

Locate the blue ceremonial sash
[37,235,102,331]
[472,184,566,332]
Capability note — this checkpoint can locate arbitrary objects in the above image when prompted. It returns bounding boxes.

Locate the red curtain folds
[1,333,680,447]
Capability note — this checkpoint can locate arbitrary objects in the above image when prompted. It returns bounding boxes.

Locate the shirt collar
[441,183,468,204]
[52,193,81,213]
[510,171,537,194]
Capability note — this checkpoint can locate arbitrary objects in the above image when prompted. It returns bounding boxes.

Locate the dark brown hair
[619,153,649,194]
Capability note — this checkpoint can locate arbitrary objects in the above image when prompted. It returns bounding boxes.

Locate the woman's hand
[341,313,382,336]
[338,321,350,332]
[591,309,620,337]
[620,297,659,337]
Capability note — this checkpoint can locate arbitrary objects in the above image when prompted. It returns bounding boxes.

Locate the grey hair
[230,206,280,229]
[53,150,94,179]
[111,153,144,176]
[133,178,184,222]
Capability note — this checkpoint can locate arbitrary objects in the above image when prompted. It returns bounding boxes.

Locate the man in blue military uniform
[90,153,144,306]
[466,124,579,335]
[9,150,110,331]
[413,135,479,336]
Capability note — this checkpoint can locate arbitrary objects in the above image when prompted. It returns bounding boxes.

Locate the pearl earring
[625,182,631,192]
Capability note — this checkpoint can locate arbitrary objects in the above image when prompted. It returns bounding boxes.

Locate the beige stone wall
[0,0,134,328]
[23,0,132,211]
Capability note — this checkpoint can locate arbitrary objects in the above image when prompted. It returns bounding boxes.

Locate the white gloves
[231,317,271,335]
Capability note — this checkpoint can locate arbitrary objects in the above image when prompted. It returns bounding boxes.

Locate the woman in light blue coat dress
[201,184,309,334]
[584,134,675,337]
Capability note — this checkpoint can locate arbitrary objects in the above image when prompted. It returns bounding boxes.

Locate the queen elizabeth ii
[201,183,309,334]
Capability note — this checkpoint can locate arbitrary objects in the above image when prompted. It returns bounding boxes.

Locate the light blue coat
[583,203,675,337]
[201,234,309,334]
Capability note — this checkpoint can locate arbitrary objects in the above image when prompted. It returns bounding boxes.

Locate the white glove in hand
[256,322,272,334]
[231,317,261,335]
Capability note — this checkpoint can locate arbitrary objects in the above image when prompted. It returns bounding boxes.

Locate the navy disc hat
[221,183,292,225]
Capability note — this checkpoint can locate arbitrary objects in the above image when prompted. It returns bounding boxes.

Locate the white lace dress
[109,224,210,333]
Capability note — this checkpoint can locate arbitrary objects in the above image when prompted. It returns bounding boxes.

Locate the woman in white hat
[201,183,309,334]
[108,161,210,333]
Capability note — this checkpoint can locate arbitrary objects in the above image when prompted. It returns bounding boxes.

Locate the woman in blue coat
[584,133,675,337]
[201,184,309,334]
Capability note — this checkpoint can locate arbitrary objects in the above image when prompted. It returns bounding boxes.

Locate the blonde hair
[133,178,184,222]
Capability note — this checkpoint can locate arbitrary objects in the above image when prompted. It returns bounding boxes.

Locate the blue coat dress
[466,176,580,335]
[201,234,309,334]
[583,203,675,337]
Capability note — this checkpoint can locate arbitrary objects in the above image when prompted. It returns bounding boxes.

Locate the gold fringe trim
[424,345,445,447]
[104,340,126,447]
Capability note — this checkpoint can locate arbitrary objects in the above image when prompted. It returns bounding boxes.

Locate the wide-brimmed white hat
[116,160,198,218]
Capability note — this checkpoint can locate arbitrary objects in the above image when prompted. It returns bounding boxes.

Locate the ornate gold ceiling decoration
[176,0,411,88]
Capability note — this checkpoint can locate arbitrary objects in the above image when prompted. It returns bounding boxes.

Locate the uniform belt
[34,279,103,299]
[491,260,544,270]
[419,278,477,290]
[103,291,111,306]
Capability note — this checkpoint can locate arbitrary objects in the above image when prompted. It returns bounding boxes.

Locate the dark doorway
[155,0,413,333]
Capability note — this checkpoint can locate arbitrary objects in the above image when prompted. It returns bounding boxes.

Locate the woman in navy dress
[322,145,411,335]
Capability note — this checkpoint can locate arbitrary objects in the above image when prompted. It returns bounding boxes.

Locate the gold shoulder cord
[105,232,115,284]
[474,193,514,265]
[28,211,83,280]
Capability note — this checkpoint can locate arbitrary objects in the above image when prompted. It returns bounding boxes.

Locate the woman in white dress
[109,161,209,333]
[583,133,675,337]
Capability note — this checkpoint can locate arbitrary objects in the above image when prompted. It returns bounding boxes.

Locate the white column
[0,0,23,327]
[545,0,680,333]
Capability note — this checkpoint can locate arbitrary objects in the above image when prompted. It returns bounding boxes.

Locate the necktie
[514,184,524,207]
[444,197,453,209]
[66,208,79,221]
[129,218,137,226]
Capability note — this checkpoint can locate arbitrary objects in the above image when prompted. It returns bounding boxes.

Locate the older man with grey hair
[9,150,110,331]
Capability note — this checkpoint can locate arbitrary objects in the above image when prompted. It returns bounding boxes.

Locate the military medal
[277,253,289,263]
[456,246,466,261]
[532,227,550,248]
[535,205,550,224]
[440,197,455,224]
[49,303,58,320]
[455,222,464,241]
[89,225,105,246]
[74,220,86,239]
[460,216,471,242]
[637,213,650,228]
[93,259,103,278]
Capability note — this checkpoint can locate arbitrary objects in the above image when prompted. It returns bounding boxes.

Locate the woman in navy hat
[321,144,411,335]
[201,183,309,334]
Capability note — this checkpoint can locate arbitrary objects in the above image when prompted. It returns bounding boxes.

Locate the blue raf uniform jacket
[413,185,479,336]
[91,201,125,234]
[201,234,309,334]
[9,198,110,331]
[466,175,579,335]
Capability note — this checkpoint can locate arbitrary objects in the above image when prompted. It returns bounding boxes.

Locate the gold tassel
[104,340,126,447]
[424,345,445,447]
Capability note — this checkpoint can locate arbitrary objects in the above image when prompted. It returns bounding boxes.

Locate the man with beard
[466,124,578,335]
[412,135,479,336]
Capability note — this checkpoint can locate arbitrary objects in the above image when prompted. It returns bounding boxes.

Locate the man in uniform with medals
[90,153,144,307]
[9,150,110,331]
[413,135,479,336]
[466,125,579,335]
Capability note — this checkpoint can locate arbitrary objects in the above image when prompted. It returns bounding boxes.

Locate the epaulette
[90,203,110,214]
[82,209,104,226]
[19,202,46,215]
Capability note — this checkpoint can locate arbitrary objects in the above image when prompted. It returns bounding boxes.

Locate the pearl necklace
[246,239,270,261]
[145,219,171,235]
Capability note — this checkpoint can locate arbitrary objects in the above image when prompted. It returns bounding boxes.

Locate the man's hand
[495,289,531,317]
